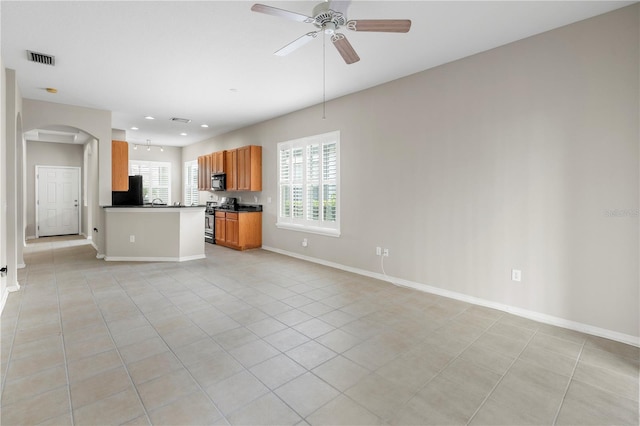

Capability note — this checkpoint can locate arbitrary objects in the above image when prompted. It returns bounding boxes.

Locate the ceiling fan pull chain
[323,30,326,120]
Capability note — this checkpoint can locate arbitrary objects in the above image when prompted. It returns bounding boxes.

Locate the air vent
[170,117,192,124]
[27,50,55,66]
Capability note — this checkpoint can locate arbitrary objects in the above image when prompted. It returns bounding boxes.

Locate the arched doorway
[23,125,98,241]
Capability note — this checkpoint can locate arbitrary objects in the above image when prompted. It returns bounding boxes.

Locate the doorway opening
[35,166,81,238]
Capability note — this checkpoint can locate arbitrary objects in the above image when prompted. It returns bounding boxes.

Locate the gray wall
[183,6,639,339]
[25,141,84,238]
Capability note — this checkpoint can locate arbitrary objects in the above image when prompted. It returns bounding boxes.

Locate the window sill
[276,222,340,237]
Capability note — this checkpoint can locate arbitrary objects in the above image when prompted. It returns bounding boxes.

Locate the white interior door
[37,166,80,237]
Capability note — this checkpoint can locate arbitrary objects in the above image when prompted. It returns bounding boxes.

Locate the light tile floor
[1,236,638,425]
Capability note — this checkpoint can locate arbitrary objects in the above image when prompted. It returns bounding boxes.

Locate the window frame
[184,160,199,206]
[277,131,340,237]
[129,160,172,205]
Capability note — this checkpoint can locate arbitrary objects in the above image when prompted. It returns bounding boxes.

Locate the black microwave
[211,173,226,191]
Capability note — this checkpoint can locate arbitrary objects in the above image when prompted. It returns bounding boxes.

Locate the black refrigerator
[112,175,143,206]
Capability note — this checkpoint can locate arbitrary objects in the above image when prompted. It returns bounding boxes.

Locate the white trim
[104,254,205,262]
[277,131,340,236]
[0,288,8,316]
[275,222,340,237]
[35,165,82,238]
[262,245,640,348]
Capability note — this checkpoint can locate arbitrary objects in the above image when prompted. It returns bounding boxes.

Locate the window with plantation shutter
[184,160,199,206]
[277,131,340,237]
[130,160,171,204]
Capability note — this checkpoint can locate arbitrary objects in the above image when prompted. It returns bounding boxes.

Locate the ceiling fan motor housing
[312,2,346,31]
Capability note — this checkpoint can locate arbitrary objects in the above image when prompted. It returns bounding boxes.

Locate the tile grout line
[383,307,505,423]
[83,270,154,425]
[130,268,357,424]
[0,275,27,404]
[119,271,241,424]
[551,339,586,425]
[53,268,76,426]
[465,328,540,425]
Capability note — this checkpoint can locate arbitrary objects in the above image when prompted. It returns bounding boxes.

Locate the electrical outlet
[511,269,522,282]
[129,235,135,243]
[383,248,389,257]
[376,246,382,256]
[302,238,308,247]
[254,196,258,203]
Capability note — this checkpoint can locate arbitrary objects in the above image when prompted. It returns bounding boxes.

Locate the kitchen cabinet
[212,151,226,174]
[215,211,226,242]
[215,211,261,250]
[225,149,237,191]
[112,140,129,191]
[237,145,262,191]
[197,154,212,190]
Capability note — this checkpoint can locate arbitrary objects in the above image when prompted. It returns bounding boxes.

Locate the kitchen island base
[104,206,205,262]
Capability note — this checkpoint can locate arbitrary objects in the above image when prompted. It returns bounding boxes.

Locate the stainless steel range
[204,201,216,244]
[217,197,238,211]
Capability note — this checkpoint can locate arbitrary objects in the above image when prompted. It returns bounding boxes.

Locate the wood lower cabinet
[215,211,261,250]
[224,212,239,247]
[215,211,226,242]
[112,140,129,191]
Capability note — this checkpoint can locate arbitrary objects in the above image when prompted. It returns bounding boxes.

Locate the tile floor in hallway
[1,236,638,425]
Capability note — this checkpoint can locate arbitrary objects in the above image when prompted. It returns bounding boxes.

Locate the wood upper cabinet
[197,154,212,190]
[212,151,226,174]
[112,140,129,191]
[215,211,261,250]
[237,145,262,191]
[225,149,237,191]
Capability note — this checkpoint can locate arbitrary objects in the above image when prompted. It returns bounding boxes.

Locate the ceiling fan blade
[275,32,318,56]
[331,33,360,65]
[251,4,313,23]
[346,19,411,33]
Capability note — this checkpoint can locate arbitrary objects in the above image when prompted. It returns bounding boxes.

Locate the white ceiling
[1,1,633,147]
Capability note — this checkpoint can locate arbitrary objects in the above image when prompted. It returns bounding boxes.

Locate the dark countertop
[104,204,206,209]
[211,204,263,213]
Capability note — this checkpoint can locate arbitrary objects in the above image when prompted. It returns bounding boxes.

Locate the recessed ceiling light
[131,127,139,130]
[144,116,155,120]
[200,124,209,128]
[45,87,57,94]
[180,133,188,136]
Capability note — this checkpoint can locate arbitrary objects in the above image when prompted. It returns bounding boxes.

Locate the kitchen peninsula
[103,205,205,262]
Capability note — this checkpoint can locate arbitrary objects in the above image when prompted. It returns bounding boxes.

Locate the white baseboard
[262,246,640,348]
[0,288,8,316]
[104,254,205,262]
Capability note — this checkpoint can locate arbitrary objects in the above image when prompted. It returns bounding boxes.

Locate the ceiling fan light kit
[251,1,411,64]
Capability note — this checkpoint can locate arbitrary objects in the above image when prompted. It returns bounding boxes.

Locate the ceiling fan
[251,1,411,64]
